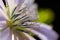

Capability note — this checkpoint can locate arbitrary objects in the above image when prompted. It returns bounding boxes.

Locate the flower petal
[6,0,24,14]
[26,4,38,20]
[0,0,6,11]
[0,13,6,21]
[0,21,12,40]
[31,23,59,40]
[24,33,36,40]
[0,28,12,40]
[26,28,48,40]
[0,21,6,30]
[0,8,10,20]
[0,0,9,20]
[12,29,29,40]
[12,0,35,15]
[21,0,34,8]
[25,22,59,40]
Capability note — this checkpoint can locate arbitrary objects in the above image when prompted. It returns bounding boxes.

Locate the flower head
[0,0,59,40]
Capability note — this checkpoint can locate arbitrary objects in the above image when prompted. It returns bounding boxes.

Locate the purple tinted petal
[31,23,59,40]
[0,28,12,40]
[18,0,24,4]
[0,21,12,40]
[0,21,6,29]
[26,22,59,40]
[40,27,58,40]
[26,28,48,40]
[0,6,4,11]
[0,11,6,21]
[0,17,6,21]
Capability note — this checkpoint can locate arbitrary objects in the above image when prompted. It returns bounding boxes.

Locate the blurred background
[35,0,60,40]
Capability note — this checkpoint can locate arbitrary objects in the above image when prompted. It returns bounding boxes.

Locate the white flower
[0,0,59,40]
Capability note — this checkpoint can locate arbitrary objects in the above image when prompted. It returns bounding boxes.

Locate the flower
[0,0,59,40]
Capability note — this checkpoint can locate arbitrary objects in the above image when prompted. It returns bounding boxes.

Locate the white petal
[0,0,6,11]
[27,4,38,20]
[12,34,15,40]
[6,0,24,14]
[14,0,35,14]
[21,0,34,9]
[0,9,10,20]
[0,0,9,20]
[24,33,36,40]
[0,28,12,40]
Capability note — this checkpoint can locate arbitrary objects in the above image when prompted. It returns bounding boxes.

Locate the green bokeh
[36,8,55,24]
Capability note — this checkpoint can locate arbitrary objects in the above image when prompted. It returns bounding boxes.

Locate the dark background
[35,0,60,40]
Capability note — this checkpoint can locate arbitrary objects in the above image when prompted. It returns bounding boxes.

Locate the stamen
[2,0,6,6]
[21,20,31,24]
[11,13,21,19]
[16,27,35,37]
[13,15,27,22]
[11,6,17,15]
[17,29,40,40]
[11,7,27,19]
[18,7,26,12]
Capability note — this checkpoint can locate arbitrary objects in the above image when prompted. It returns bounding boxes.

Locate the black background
[35,0,60,40]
